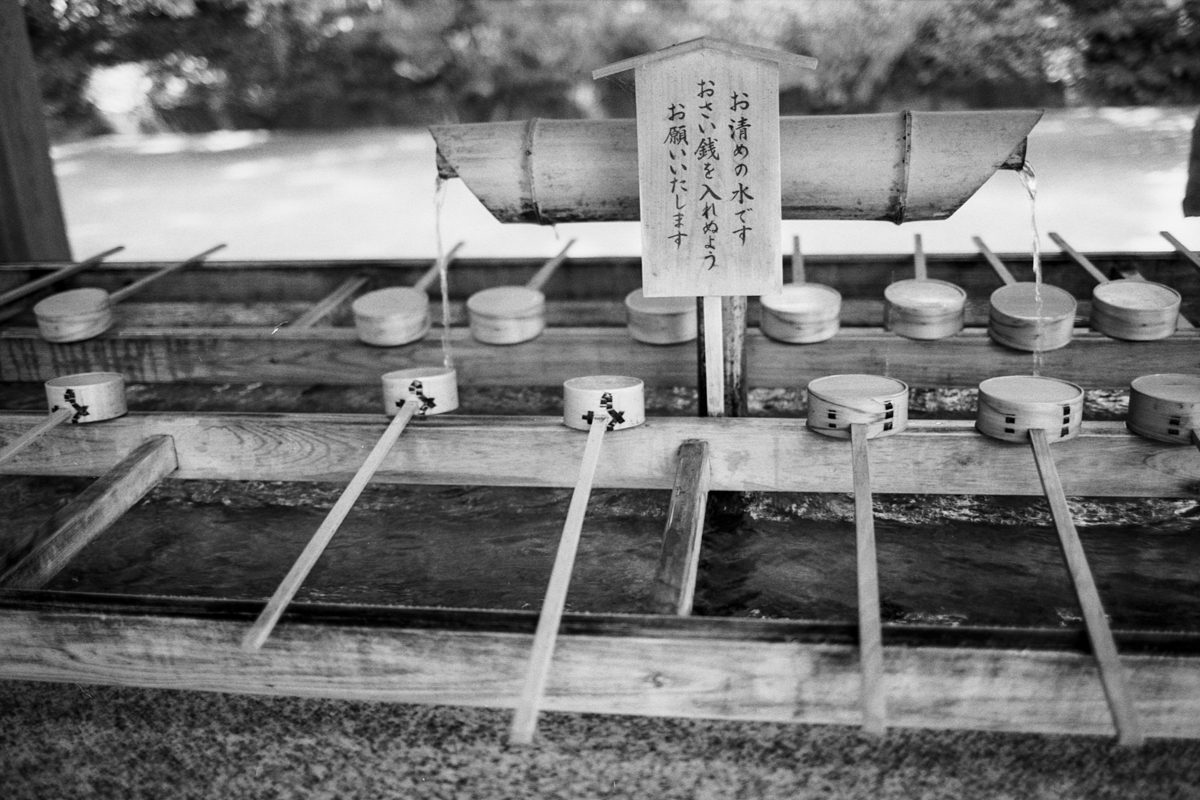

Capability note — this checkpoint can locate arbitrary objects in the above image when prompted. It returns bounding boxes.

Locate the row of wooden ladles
[3,366,1195,745]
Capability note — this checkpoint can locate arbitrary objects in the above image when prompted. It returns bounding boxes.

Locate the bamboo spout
[431,110,1042,225]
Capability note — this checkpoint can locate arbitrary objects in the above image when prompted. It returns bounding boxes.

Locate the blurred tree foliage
[20,0,1200,138]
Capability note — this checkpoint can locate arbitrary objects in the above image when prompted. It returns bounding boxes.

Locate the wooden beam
[0,435,178,589]
[0,598,1198,738]
[287,276,369,329]
[2,327,1198,388]
[0,413,1196,498]
[851,424,886,735]
[650,440,710,615]
[0,1,71,261]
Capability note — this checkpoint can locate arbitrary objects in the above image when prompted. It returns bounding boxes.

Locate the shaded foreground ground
[3,681,1200,799]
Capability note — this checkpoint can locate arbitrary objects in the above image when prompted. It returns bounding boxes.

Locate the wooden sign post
[594,39,815,415]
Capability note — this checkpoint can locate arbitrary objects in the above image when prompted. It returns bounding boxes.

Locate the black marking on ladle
[52,389,90,424]
[394,379,436,417]
[581,391,625,431]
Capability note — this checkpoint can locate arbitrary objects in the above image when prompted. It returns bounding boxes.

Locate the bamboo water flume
[242,367,459,651]
[510,376,646,744]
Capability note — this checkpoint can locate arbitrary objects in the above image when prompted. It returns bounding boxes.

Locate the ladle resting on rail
[0,245,124,323]
[510,375,646,745]
[0,372,127,468]
[351,242,464,346]
[806,373,909,734]
[1126,373,1200,451]
[467,239,575,345]
[241,366,459,651]
[976,375,1143,745]
[32,244,225,343]
[884,234,967,340]
[759,237,841,344]
[975,236,1076,352]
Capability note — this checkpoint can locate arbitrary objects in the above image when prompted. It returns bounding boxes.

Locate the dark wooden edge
[2,588,1198,657]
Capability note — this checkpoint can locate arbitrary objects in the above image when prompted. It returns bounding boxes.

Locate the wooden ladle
[0,372,127,468]
[467,239,576,345]
[33,244,226,343]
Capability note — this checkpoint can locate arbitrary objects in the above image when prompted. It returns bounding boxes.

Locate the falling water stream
[434,175,454,369]
[1018,163,1044,374]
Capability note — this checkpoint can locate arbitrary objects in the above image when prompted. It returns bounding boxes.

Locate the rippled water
[2,383,1197,630]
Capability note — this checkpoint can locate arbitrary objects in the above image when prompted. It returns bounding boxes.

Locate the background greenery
[22,0,1200,139]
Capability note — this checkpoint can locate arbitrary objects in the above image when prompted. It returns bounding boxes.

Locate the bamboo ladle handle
[791,235,806,284]
[1048,232,1109,285]
[1028,428,1143,746]
[108,244,226,305]
[412,240,465,293]
[525,238,576,293]
[0,245,125,308]
[242,399,420,651]
[0,407,73,468]
[913,234,927,281]
[510,411,607,745]
[850,422,886,735]
[973,236,1017,286]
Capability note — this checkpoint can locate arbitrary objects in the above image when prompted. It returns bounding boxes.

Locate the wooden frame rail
[1,593,1199,739]
[2,327,1198,387]
[1,413,1196,497]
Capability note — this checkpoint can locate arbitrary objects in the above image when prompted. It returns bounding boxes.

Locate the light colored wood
[806,374,908,439]
[624,289,697,344]
[3,326,1200,389]
[108,244,227,305]
[561,376,644,431]
[593,36,817,79]
[510,413,608,744]
[1050,232,1110,285]
[1161,231,1200,272]
[850,423,886,735]
[242,401,419,651]
[525,239,575,292]
[1028,428,1144,746]
[1127,373,1200,445]
[702,296,725,416]
[0,407,72,467]
[759,284,841,343]
[0,246,124,308]
[0,0,71,261]
[0,435,177,588]
[416,240,465,293]
[2,413,1198,498]
[290,276,368,328]
[650,440,711,615]
[430,111,1040,224]
[978,236,1077,351]
[977,375,1083,444]
[633,47,782,297]
[3,600,1190,737]
[913,233,927,281]
[974,236,1019,286]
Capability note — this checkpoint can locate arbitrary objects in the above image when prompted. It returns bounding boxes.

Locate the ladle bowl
[976,375,1084,444]
[805,374,908,440]
[353,287,432,346]
[1091,281,1181,341]
[380,367,459,417]
[759,284,841,344]
[884,279,967,340]
[988,283,1076,352]
[468,286,546,344]
[44,371,128,423]
[624,289,697,344]
[562,375,645,431]
[1126,373,1200,444]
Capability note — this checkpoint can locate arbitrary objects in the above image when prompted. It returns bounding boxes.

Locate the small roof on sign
[591,37,817,80]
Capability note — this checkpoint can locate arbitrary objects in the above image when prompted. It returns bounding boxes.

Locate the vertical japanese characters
[660,78,755,275]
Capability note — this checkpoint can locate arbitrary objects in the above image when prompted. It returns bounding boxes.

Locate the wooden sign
[595,39,816,297]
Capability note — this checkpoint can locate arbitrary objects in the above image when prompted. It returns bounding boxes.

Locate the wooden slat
[650,440,710,615]
[0,435,178,589]
[1162,231,1200,272]
[0,600,1197,738]
[2,327,1198,388]
[1,413,1196,497]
